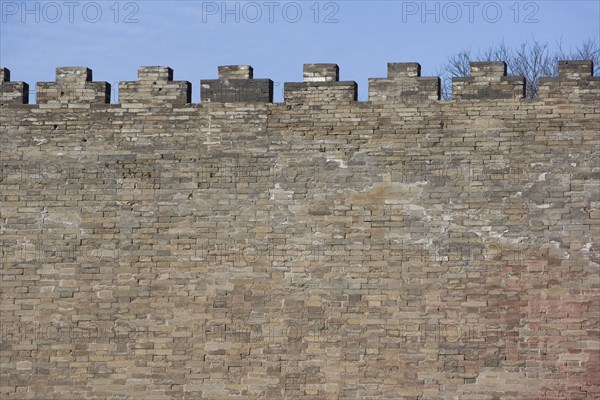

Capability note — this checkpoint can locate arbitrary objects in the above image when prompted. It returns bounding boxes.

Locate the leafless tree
[439,38,600,99]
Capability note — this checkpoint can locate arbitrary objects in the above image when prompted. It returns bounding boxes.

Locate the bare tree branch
[439,38,599,100]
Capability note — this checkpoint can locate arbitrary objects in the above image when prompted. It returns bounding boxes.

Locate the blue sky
[1,0,598,102]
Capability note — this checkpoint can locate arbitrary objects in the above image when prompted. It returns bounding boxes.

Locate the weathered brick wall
[0,61,598,399]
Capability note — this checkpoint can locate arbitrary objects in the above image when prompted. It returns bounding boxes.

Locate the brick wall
[0,61,598,399]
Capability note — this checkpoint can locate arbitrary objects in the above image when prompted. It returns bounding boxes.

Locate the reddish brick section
[0,61,598,399]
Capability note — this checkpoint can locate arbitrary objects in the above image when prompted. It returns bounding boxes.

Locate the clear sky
[1,0,598,102]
